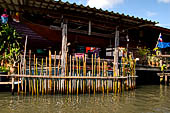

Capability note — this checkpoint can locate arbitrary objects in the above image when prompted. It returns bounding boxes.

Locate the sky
[58,0,170,29]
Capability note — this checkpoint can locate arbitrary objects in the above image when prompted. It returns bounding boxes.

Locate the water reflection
[0,85,170,113]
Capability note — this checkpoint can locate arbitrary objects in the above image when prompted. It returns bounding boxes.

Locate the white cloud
[156,23,170,28]
[158,0,170,3]
[146,11,157,17]
[87,0,124,9]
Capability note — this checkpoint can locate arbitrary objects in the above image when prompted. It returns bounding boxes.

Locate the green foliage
[0,66,9,72]
[0,24,23,67]
[138,47,150,58]
[136,47,151,64]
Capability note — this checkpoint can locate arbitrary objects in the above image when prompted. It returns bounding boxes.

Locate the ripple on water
[0,85,170,113]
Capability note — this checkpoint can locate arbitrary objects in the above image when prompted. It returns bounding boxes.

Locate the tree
[0,24,23,72]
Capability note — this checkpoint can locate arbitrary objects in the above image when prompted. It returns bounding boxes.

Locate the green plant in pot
[137,47,150,65]
[0,24,23,74]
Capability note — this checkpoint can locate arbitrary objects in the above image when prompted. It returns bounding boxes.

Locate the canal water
[0,85,170,113]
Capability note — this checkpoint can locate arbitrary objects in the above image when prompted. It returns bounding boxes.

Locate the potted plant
[0,24,23,75]
[147,55,151,66]
[137,47,150,65]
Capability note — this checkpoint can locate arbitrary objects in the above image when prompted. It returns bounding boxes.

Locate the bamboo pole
[12,77,14,95]
[76,56,79,95]
[89,71,91,94]
[72,56,75,94]
[85,55,87,94]
[91,54,93,91]
[18,63,20,95]
[104,61,106,93]
[36,58,38,96]
[57,55,61,93]
[99,57,101,92]
[79,56,81,93]
[65,53,68,95]
[134,59,136,88]
[31,78,33,96]
[83,55,85,95]
[54,51,56,94]
[113,62,115,93]
[29,50,31,95]
[65,52,67,94]
[69,55,71,94]
[106,62,109,95]
[37,78,39,96]
[102,62,104,95]
[97,57,100,92]
[34,54,36,95]
[41,58,44,96]
[45,57,48,95]
[49,50,52,94]
[24,60,26,95]
[20,63,23,95]
[94,53,96,93]
[114,61,117,94]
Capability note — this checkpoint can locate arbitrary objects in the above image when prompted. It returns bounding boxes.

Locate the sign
[75,53,84,58]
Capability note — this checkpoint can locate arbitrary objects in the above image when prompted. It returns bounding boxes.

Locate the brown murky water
[0,85,170,113]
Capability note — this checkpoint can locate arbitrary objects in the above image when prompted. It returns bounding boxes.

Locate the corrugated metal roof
[0,0,157,25]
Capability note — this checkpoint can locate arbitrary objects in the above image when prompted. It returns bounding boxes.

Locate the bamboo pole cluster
[15,50,137,96]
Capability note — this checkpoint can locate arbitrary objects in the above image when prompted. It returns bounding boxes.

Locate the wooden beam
[88,20,91,35]
[157,55,170,58]
[0,75,138,79]
[0,82,12,85]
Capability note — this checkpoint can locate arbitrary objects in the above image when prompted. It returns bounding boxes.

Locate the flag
[158,33,163,42]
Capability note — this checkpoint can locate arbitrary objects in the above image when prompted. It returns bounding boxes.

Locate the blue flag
[158,42,170,48]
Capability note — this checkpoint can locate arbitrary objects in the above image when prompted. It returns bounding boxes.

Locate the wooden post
[61,23,67,92]
[114,27,119,94]
[114,27,119,78]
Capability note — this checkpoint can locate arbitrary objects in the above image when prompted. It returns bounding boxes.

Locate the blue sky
[58,0,170,29]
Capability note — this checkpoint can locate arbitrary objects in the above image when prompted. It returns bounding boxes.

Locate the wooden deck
[157,73,170,76]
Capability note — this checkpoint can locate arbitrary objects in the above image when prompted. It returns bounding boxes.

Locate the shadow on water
[136,70,160,85]
[0,85,170,113]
